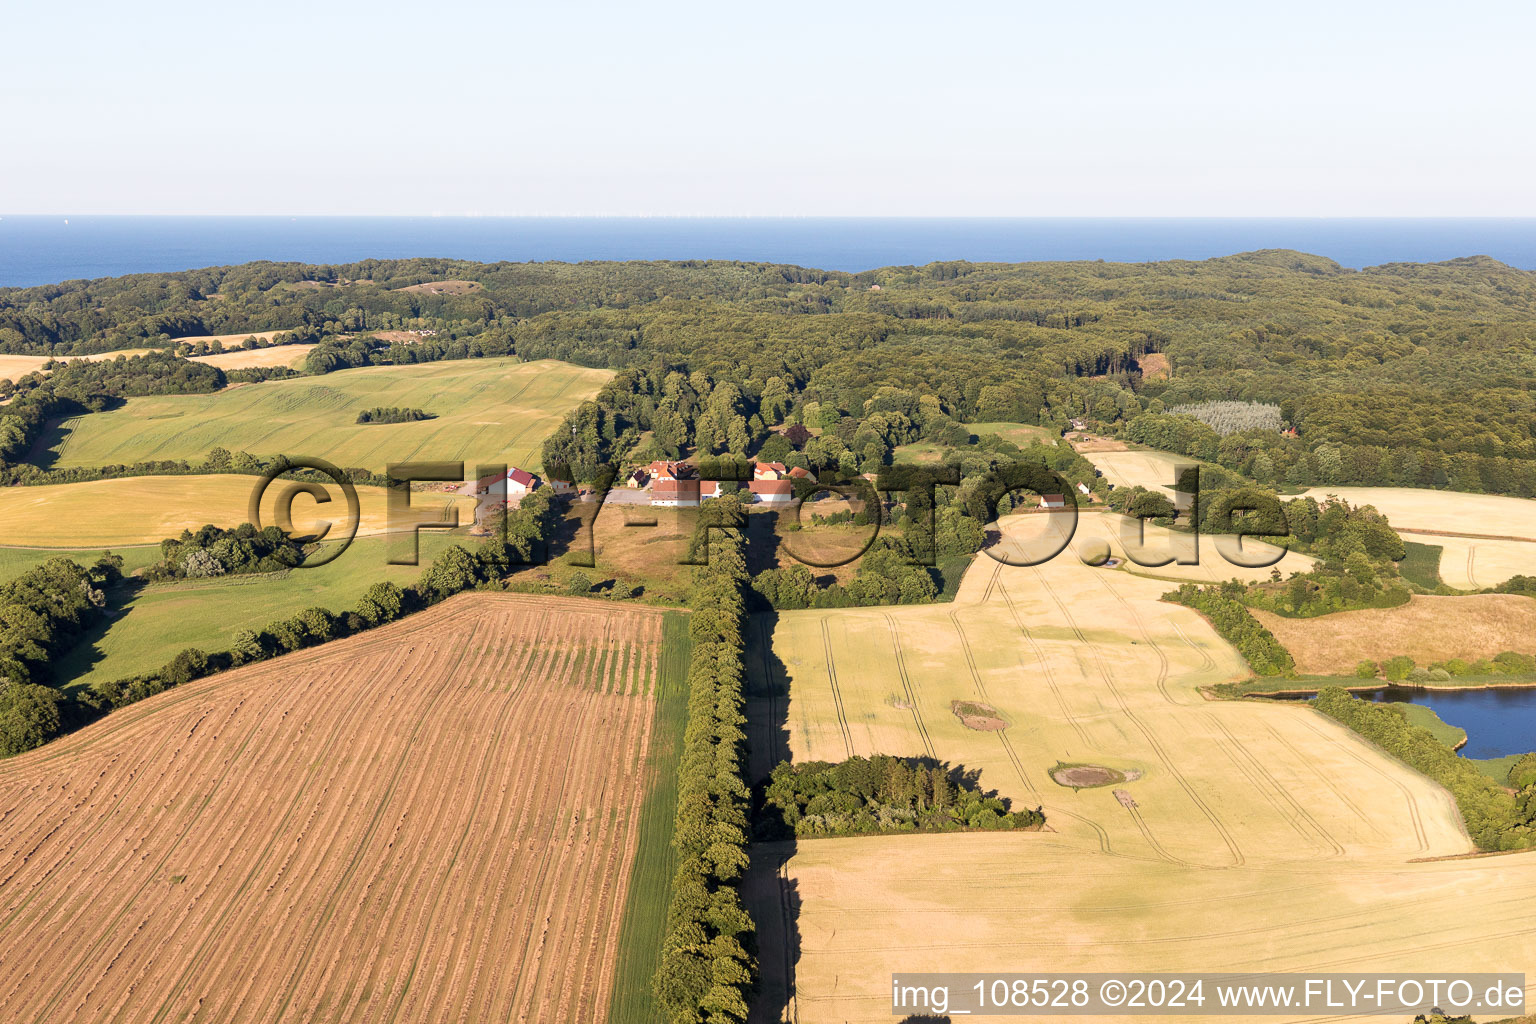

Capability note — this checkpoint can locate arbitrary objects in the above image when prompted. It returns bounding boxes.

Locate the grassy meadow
[54,531,467,691]
[43,357,611,473]
[0,543,162,583]
[606,612,693,1024]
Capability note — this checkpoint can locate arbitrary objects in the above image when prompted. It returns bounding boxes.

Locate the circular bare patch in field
[950,699,1008,731]
[1050,763,1129,788]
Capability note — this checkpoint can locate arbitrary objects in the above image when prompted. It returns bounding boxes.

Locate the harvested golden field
[188,344,315,370]
[742,544,1524,1022]
[1297,486,1536,588]
[992,508,1313,585]
[1295,485,1536,540]
[0,354,52,380]
[748,834,1536,1024]
[0,593,669,1024]
[171,330,288,346]
[0,349,160,381]
[0,475,472,547]
[1081,446,1200,495]
[1422,533,1536,589]
[1253,594,1536,674]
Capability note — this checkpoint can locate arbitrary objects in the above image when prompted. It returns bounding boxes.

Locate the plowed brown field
[0,592,667,1024]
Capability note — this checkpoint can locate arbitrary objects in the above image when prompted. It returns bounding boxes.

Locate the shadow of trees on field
[744,848,803,1024]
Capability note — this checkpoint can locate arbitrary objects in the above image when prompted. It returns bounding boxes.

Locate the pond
[1273,686,1536,760]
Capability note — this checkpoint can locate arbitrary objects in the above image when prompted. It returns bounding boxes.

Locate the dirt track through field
[0,593,666,1024]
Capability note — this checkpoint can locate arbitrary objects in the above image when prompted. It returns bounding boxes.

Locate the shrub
[1354,660,1379,679]
[1382,655,1415,681]
[0,682,65,757]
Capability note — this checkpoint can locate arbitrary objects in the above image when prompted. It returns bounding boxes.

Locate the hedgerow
[652,497,757,1024]
[1164,582,1295,676]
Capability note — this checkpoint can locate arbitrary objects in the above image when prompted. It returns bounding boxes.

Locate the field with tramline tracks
[0,592,677,1024]
[742,539,1536,1023]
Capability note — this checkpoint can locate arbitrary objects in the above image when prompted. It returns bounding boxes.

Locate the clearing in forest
[188,344,315,370]
[1079,446,1202,496]
[1252,594,1536,675]
[741,539,1523,1023]
[42,357,610,472]
[0,593,670,1024]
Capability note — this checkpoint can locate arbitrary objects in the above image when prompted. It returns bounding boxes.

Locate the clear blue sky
[6,0,1532,216]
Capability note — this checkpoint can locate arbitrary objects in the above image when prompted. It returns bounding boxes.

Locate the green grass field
[1469,753,1527,783]
[894,421,1058,464]
[1388,701,1467,748]
[1398,540,1446,589]
[606,611,693,1024]
[0,544,162,584]
[53,531,466,691]
[44,357,611,474]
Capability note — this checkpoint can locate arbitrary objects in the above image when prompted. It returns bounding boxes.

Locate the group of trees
[147,523,308,581]
[1164,582,1295,676]
[759,754,1045,839]
[0,556,120,754]
[302,329,514,375]
[652,518,756,1024]
[1355,650,1536,682]
[355,406,434,424]
[1313,687,1534,851]
[1170,400,1285,437]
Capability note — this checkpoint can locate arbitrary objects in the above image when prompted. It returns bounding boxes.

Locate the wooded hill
[5,252,1536,496]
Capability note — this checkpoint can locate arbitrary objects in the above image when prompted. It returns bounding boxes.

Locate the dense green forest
[6,251,1536,494]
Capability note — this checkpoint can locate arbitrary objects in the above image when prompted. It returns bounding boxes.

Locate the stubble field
[742,537,1534,1023]
[188,344,315,370]
[1252,593,1536,674]
[0,349,160,381]
[1296,485,1536,589]
[1006,509,1313,584]
[1079,447,1202,497]
[0,474,471,547]
[41,357,611,473]
[0,593,670,1024]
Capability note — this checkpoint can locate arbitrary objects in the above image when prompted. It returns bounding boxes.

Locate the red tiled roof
[508,468,535,486]
[653,479,701,498]
[750,479,793,495]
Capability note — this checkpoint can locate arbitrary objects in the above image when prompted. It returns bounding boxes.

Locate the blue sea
[1,216,1534,289]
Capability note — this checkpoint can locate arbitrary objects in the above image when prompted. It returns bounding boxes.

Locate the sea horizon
[2,214,1535,288]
